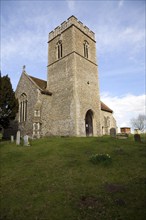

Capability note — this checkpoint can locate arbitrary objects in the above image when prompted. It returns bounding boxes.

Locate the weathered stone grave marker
[11,135,14,143]
[134,134,141,142]
[23,135,29,146]
[110,128,116,138]
[0,132,3,140]
[16,131,20,145]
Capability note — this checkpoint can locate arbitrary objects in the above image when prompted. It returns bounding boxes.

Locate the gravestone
[11,135,14,143]
[23,135,29,146]
[110,128,116,138]
[134,134,141,142]
[0,133,2,140]
[16,131,20,145]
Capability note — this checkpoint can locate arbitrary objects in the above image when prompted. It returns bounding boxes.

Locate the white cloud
[118,0,124,8]
[1,10,52,66]
[101,93,146,131]
[66,0,75,11]
[93,1,145,58]
[1,32,47,63]
[96,25,145,55]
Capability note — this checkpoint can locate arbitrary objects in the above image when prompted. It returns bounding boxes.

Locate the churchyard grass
[0,135,146,220]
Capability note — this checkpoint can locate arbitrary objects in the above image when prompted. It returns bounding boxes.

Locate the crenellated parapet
[49,15,95,41]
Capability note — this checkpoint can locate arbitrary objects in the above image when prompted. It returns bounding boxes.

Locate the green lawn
[0,136,146,220]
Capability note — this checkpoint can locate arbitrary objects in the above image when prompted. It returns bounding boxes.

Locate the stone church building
[15,16,116,138]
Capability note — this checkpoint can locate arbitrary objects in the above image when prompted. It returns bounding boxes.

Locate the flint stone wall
[15,72,38,136]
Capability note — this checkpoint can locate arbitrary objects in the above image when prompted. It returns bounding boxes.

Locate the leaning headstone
[110,128,116,138]
[23,135,29,146]
[16,131,20,145]
[134,134,141,142]
[11,135,14,143]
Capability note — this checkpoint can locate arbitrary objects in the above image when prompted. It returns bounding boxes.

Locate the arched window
[57,40,62,59]
[104,116,110,128]
[107,117,110,127]
[84,41,89,58]
[104,116,107,127]
[19,93,27,122]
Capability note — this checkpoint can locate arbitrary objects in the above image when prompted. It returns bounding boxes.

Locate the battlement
[49,16,95,41]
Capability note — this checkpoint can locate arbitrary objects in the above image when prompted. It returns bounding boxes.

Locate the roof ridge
[101,101,113,113]
[28,75,47,90]
[29,75,47,83]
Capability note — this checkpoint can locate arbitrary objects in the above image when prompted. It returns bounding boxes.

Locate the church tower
[47,16,101,136]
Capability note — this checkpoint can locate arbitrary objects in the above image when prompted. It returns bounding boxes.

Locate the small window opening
[33,122,41,137]
[34,110,40,117]
[84,41,89,58]
[57,41,62,59]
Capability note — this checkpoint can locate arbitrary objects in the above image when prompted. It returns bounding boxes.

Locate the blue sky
[1,0,145,130]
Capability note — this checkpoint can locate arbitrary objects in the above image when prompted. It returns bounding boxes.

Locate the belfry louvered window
[84,41,89,58]
[57,40,62,59]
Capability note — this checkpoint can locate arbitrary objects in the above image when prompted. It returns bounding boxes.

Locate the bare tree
[131,114,146,132]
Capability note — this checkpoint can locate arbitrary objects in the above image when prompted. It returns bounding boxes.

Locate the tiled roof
[120,127,131,129]
[101,101,113,113]
[29,75,47,90]
[29,75,52,96]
